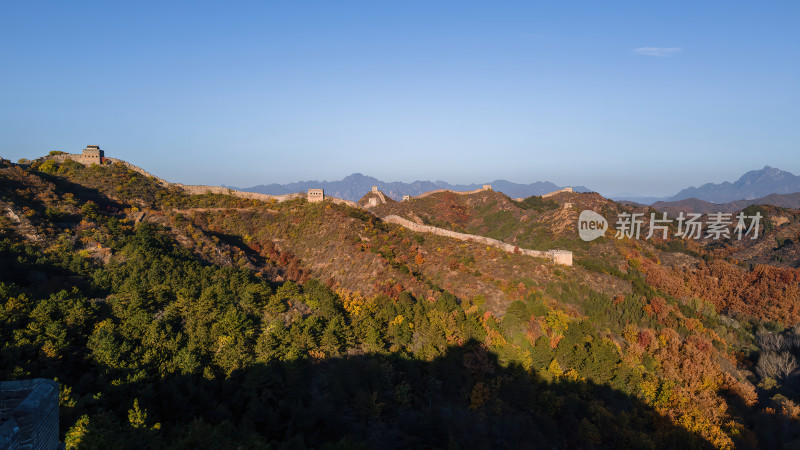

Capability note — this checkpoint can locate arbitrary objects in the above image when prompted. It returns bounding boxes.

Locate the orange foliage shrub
[643,259,800,324]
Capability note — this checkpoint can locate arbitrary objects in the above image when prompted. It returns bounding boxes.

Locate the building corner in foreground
[0,378,60,450]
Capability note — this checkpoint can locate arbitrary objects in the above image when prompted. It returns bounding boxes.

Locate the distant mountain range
[651,192,800,215]
[613,166,800,205]
[668,166,800,203]
[229,166,800,206]
[228,173,591,202]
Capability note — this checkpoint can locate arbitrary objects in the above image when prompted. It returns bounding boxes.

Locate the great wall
[541,187,573,198]
[43,148,358,207]
[383,215,573,266]
[39,146,574,266]
[411,184,493,200]
[5,148,575,439]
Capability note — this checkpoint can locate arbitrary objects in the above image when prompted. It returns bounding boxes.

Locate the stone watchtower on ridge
[44,145,106,166]
[78,145,104,165]
[307,189,324,203]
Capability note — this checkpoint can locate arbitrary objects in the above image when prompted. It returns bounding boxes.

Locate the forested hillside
[2,157,800,448]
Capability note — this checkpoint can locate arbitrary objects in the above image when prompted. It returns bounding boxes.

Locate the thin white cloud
[632,47,683,57]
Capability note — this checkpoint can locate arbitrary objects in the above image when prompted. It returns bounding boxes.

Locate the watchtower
[307,189,324,203]
[80,145,104,165]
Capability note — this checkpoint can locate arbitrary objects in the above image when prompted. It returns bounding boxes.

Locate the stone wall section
[382,215,572,265]
[413,188,487,200]
[38,151,566,260]
[542,187,573,198]
[105,159,311,203]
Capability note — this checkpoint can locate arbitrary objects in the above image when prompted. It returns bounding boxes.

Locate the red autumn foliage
[643,259,800,325]
[637,329,656,350]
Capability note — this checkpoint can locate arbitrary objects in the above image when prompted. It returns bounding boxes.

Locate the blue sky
[1,1,798,196]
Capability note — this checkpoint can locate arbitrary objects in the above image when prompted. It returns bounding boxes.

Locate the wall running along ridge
[39,155,353,205]
[412,187,489,200]
[104,159,358,206]
[38,153,570,263]
[382,215,573,266]
[541,187,573,198]
[106,159,312,203]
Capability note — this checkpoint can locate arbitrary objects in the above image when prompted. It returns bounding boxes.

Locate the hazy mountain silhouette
[229,173,591,202]
[651,192,800,215]
[668,166,800,203]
